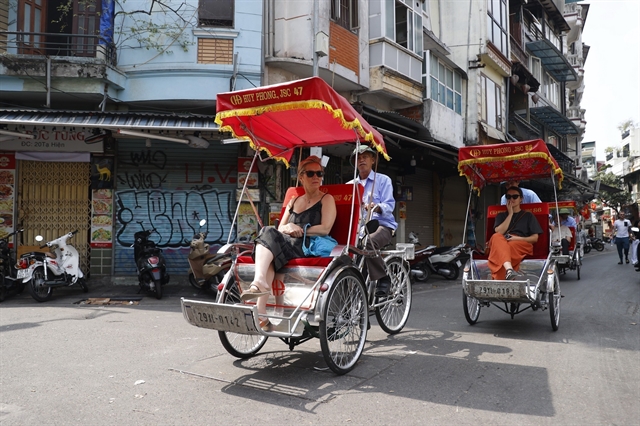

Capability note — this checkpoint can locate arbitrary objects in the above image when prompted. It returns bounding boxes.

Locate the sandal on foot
[505,269,522,281]
[259,317,272,331]
[240,284,270,301]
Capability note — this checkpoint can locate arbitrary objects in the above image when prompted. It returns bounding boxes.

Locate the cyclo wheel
[549,268,561,331]
[320,269,368,375]
[375,257,412,334]
[462,290,481,324]
[218,281,267,358]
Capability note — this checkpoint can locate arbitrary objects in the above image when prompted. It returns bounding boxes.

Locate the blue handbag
[302,224,338,257]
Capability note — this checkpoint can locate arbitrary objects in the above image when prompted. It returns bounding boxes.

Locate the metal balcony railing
[0,31,116,66]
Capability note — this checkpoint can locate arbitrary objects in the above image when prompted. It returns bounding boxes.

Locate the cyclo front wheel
[320,269,368,375]
[218,281,268,358]
[375,257,412,334]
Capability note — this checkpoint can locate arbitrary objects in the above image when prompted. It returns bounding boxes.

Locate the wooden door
[73,0,101,56]
[17,0,47,54]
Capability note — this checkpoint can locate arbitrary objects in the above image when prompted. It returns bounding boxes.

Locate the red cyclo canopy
[458,139,564,193]
[215,77,388,166]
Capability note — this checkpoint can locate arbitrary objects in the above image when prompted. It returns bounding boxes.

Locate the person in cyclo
[349,145,397,296]
[549,208,576,255]
[241,156,337,329]
[489,186,543,280]
[500,179,541,205]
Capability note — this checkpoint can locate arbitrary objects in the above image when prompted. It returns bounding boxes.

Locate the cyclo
[180,77,412,375]
[458,140,564,331]
[548,200,582,280]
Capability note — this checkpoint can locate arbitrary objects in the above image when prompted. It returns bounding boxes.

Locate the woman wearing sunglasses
[240,156,337,329]
[488,186,543,280]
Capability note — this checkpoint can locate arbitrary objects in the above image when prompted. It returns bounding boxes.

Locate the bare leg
[253,244,274,316]
[503,261,513,271]
[256,262,275,315]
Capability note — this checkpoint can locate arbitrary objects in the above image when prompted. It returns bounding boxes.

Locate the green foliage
[594,171,632,214]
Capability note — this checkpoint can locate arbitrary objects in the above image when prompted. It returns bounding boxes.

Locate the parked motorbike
[631,227,640,271]
[589,237,605,252]
[186,220,233,295]
[408,232,470,281]
[0,228,25,302]
[133,229,169,299]
[17,230,88,302]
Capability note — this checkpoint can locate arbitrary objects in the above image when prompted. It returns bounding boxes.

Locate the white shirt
[613,218,631,238]
[551,226,572,242]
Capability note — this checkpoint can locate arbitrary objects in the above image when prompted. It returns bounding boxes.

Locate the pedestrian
[500,179,541,205]
[611,211,632,264]
[349,145,397,297]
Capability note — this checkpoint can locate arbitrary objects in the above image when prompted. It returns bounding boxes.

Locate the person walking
[611,211,632,264]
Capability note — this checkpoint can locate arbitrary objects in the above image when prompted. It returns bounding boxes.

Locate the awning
[527,106,579,135]
[546,143,575,174]
[375,127,458,164]
[480,122,507,142]
[526,39,577,82]
[0,110,220,133]
[357,103,431,140]
[510,113,542,140]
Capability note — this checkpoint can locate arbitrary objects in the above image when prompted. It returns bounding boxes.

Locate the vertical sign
[0,153,16,242]
[90,157,114,247]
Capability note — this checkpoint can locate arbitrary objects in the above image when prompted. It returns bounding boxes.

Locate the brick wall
[329,22,359,75]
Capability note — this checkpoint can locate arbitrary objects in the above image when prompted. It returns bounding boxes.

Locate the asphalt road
[1,246,638,425]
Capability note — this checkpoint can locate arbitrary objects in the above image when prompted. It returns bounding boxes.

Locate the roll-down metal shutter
[403,168,434,245]
[114,140,238,276]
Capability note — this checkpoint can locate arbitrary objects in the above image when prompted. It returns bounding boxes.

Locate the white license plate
[16,269,30,279]
[456,260,462,267]
[183,302,259,334]
[473,283,523,298]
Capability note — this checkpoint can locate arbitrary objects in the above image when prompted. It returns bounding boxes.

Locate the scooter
[588,237,605,252]
[133,229,169,299]
[17,230,88,302]
[0,228,25,302]
[186,220,232,295]
[408,232,470,281]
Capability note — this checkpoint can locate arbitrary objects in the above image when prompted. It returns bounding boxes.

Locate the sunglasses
[505,194,521,200]
[303,170,323,178]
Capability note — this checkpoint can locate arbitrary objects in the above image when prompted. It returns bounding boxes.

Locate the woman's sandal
[240,284,270,301]
[259,317,272,331]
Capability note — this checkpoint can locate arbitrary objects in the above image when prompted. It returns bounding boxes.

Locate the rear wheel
[375,257,412,334]
[188,272,203,290]
[443,263,460,280]
[549,271,561,331]
[583,244,591,254]
[462,290,481,324]
[415,263,430,282]
[154,280,163,299]
[78,277,89,293]
[320,269,368,375]
[594,240,605,251]
[27,267,52,302]
[218,282,267,358]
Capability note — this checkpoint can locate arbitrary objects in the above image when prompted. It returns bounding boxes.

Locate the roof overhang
[0,110,220,134]
[526,39,577,82]
[527,106,579,135]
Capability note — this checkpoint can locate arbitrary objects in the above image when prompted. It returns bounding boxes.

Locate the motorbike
[408,232,470,281]
[17,230,88,302]
[133,229,169,299]
[186,220,232,295]
[0,228,25,302]
[588,237,605,252]
[631,227,640,271]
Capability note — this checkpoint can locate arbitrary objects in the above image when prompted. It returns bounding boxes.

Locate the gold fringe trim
[458,151,564,194]
[215,100,391,163]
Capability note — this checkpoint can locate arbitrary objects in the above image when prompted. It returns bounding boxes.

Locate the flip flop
[259,317,272,331]
[240,284,270,301]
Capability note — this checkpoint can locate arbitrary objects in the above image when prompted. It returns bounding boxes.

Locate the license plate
[456,260,462,267]
[16,269,30,279]
[473,282,523,298]
[182,301,259,334]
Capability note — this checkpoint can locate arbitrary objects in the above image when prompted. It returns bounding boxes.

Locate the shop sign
[1,128,104,153]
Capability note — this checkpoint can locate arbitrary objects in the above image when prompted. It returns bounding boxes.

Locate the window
[487,0,508,57]
[481,74,502,130]
[530,56,541,82]
[544,21,561,51]
[331,0,359,31]
[542,71,559,107]
[199,0,234,27]
[197,38,233,64]
[426,52,462,115]
[385,0,422,55]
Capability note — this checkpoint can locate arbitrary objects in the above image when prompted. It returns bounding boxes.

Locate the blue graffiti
[115,189,236,248]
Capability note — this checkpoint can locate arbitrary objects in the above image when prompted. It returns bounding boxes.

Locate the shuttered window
[197,38,233,64]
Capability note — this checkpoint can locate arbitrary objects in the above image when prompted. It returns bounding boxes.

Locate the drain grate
[75,297,143,306]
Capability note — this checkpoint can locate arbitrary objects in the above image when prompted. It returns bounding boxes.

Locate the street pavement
[0,246,638,425]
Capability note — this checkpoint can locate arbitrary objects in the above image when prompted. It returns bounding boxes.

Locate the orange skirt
[487,233,534,280]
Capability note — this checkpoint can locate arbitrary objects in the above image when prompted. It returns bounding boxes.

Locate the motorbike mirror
[199,219,207,227]
[35,235,44,242]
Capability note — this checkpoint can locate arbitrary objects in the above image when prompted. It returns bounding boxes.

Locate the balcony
[1,31,116,66]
